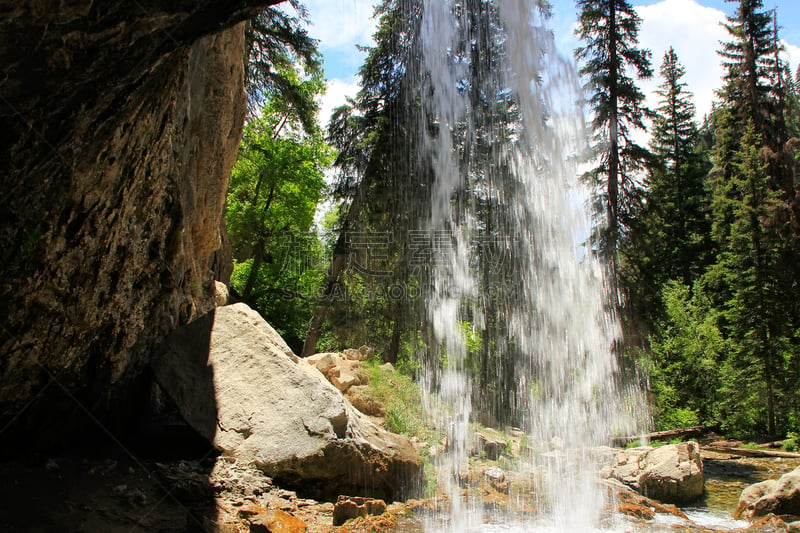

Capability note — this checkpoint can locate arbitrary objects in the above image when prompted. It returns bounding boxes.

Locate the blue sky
[300,0,800,126]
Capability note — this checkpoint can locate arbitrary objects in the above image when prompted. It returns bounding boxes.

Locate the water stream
[415,0,647,530]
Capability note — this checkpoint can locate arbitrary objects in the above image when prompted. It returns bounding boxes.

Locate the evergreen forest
[228,0,800,440]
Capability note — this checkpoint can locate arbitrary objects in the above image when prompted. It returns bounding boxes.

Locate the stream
[392,451,800,532]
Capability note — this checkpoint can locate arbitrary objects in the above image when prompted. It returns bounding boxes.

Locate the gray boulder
[736,467,800,520]
[602,442,704,503]
[151,303,423,500]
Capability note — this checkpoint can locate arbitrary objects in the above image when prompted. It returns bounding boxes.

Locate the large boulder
[151,303,423,501]
[602,442,704,503]
[736,467,800,520]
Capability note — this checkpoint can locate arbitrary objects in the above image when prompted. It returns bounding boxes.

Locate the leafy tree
[226,97,334,351]
[575,0,654,272]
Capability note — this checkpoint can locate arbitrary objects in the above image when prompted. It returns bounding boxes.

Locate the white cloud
[318,77,361,129]
[637,0,800,125]
[637,0,728,122]
[784,41,800,74]
[303,0,378,49]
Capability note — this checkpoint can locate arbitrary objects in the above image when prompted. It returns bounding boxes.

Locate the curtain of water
[417,1,647,530]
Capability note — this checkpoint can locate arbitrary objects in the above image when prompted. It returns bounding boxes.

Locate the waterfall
[416,0,647,530]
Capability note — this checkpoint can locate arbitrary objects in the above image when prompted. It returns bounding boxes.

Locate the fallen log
[612,425,717,447]
[758,440,791,449]
[701,445,800,459]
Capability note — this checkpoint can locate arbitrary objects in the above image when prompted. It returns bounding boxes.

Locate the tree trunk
[386,318,402,365]
[302,193,365,356]
[606,3,621,281]
[242,238,264,300]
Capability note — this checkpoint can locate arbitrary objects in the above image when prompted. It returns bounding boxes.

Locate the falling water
[416,0,647,530]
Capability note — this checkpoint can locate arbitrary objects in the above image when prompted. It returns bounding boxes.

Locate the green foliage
[664,408,699,430]
[707,120,792,435]
[644,281,725,430]
[627,2,800,440]
[226,93,334,351]
[620,48,712,335]
[363,359,433,442]
[244,1,323,129]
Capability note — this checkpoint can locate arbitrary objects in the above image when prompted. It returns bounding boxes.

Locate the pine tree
[707,1,800,434]
[706,121,788,435]
[575,0,653,273]
[717,0,777,141]
[244,1,322,129]
[302,0,429,358]
[621,48,711,332]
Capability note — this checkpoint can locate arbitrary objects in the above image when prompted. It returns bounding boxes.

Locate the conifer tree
[706,121,788,435]
[621,48,711,331]
[705,0,799,435]
[575,0,653,273]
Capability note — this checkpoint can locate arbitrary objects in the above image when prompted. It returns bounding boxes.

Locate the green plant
[741,442,760,450]
[363,359,432,442]
[666,407,700,430]
[782,432,797,452]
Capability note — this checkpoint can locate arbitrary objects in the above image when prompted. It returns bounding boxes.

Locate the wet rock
[474,427,508,459]
[247,509,307,533]
[332,495,387,526]
[152,303,423,501]
[746,514,792,531]
[617,501,656,520]
[614,484,689,520]
[602,442,704,503]
[484,466,509,493]
[737,466,800,520]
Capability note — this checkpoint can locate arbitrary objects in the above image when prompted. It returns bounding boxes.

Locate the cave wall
[0,0,278,441]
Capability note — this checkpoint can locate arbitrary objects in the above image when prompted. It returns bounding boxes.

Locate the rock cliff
[0,0,279,445]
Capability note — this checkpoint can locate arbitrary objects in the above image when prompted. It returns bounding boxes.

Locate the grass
[782,432,798,452]
[361,359,432,442]
[357,359,441,496]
